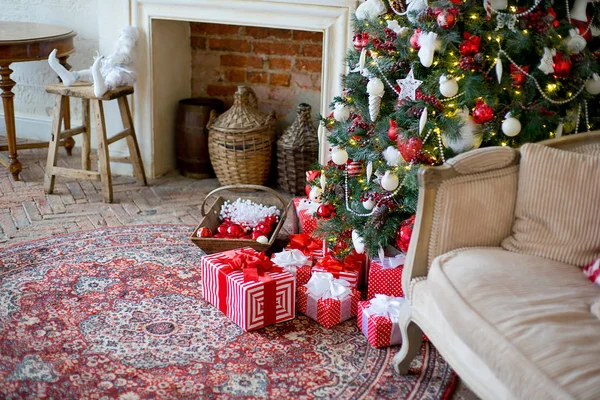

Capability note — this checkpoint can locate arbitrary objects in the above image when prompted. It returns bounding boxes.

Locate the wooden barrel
[176,98,224,179]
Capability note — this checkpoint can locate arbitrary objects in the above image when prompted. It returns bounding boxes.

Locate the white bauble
[366,77,385,96]
[351,230,366,254]
[362,198,376,210]
[442,109,482,153]
[331,147,349,165]
[381,170,400,191]
[585,73,600,95]
[256,235,269,244]
[333,103,351,121]
[501,113,521,137]
[439,75,459,98]
[309,186,322,202]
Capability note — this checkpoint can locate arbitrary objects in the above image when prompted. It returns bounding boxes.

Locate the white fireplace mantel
[99,0,357,178]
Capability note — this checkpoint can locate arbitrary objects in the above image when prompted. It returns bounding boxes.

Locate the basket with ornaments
[189,185,288,254]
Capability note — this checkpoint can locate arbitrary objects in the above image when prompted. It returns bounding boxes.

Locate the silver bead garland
[344,166,405,217]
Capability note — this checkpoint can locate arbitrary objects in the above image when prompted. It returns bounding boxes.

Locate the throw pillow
[501,143,600,267]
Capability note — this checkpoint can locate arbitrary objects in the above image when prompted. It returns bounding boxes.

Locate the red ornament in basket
[312,254,362,288]
[297,272,360,329]
[272,249,313,286]
[286,233,324,263]
[357,295,406,348]
[215,199,280,241]
[367,253,405,301]
[201,248,296,331]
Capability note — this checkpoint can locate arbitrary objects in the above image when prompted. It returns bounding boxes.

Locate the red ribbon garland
[216,249,283,327]
[287,233,322,256]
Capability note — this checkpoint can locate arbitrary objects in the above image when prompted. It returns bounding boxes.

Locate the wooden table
[0,21,75,180]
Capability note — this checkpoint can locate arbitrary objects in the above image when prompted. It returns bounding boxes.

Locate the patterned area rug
[0,225,457,399]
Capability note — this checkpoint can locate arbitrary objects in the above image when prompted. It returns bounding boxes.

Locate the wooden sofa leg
[392,319,424,374]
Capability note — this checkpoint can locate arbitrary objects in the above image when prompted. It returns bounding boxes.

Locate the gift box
[286,233,324,264]
[584,259,600,286]
[312,254,362,288]
[293,198,319,234]
[357,295,406,348]
[201,248,296,331]
[272,249,313,286]
[366,254,405,301]
[296,272,360,328]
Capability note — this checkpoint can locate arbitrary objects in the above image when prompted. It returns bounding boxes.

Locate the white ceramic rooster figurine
[48,26,138,98]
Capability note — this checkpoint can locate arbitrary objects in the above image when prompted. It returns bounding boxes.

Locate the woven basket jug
[207,86,276,185]
[277,103,319,194]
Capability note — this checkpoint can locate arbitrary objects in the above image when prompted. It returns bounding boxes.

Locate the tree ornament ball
[317,203,334,218]
[395,215,415,252]
[381,170,400,191]
[196,227,213,238]
[501,113,521,137]
[331,147,349,165]
[439,75,459,98]
[226,224,244,238]
[552,53,571,78]
[472,99,494,124]
[366,77,385,96]
[217,224,230,235]
[309,186,323,202]
[437,10,456,29]
[352,32,369,51]
[585,74,600,95]
[388,119,399,141]
[254,222,272,235]
[410,29,421,49]
[256,235,269,244]
[362,198,376,210]
[398,136,423,162]
[251,230,264,240]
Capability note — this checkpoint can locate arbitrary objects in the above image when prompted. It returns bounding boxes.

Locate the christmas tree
[314,0,600,257]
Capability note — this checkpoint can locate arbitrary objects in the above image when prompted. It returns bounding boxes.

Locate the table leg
[58,56,75,156]
[0,63,22,181]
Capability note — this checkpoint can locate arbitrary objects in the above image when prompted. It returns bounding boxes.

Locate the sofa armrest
[402,146,520,298]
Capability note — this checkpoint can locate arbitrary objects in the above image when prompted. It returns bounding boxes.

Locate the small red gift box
[296,272,360,328]
[293,198,319,234]
[271,249,313,286]
[286,233,324,264]
[312,254,362,288]
[201,248,296,331]
[366,254,405,301]
[357,295,405,348]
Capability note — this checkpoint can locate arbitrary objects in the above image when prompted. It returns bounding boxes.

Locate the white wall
[0,0,100,141]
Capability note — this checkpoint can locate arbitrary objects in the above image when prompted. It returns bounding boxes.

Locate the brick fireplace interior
[189,23,324,130]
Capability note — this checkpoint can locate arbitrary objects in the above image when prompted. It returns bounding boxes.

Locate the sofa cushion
[429,248,600,400]
[501,143,600,267]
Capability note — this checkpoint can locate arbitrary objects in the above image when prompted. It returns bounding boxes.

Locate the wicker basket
[208,86,276,185]
[189,184,288,254]
[277,103,319,194]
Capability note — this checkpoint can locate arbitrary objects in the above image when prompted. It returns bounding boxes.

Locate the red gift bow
[288,233,322,256]
[314,254,361,279]
[216,248,283,327]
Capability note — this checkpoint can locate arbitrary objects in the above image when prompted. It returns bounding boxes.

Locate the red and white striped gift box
[357,300,402,348]
[583,259,600,286]
[201,248,296,331]
[296,286,360,329]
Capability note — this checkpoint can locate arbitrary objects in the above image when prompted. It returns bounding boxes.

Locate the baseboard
[0,112,134,176]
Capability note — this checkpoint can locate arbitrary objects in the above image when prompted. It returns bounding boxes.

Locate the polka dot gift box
[366,253,405,301]
[357,295,407,348]
[296,272,360,329]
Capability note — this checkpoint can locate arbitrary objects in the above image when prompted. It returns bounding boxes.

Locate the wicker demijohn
[277,103,319,194]
[207,86,276,185]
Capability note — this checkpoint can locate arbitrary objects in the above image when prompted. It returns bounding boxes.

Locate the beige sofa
[391,132,600,400]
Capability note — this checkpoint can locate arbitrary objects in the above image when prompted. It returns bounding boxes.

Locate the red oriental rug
[0,225,457,399]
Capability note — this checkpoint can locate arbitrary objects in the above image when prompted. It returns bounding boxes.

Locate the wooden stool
[44,82,147,203]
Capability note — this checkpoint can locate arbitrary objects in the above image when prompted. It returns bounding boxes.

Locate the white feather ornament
[383,146,403,167]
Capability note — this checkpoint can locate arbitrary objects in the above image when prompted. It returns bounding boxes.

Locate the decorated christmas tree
[313,0,600,257]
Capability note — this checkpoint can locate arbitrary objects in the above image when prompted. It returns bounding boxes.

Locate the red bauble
[352,32,370,51]
[347,160,364,177]
[410,29,421,49]
[254,222,273,235]
[398,136,423,162]
[472,99,494,124]
[552,52,571,78]
[459,33,481,56]
[510,64,528,87]
[196,227,213,238]
[395,215,416,252]
[251,230,265,240]
[388,119,399,141]
[317,203,335,218]
[437,10,456,29]
[264,215,278,227]
[226,224,244,238]
[217,224,230,235]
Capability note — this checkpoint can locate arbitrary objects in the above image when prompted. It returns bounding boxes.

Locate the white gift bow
[297,199,320,214]
[375,254,406,270]
[272,249,309,273]
[368,294,406,323]
[305,272,351,300]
